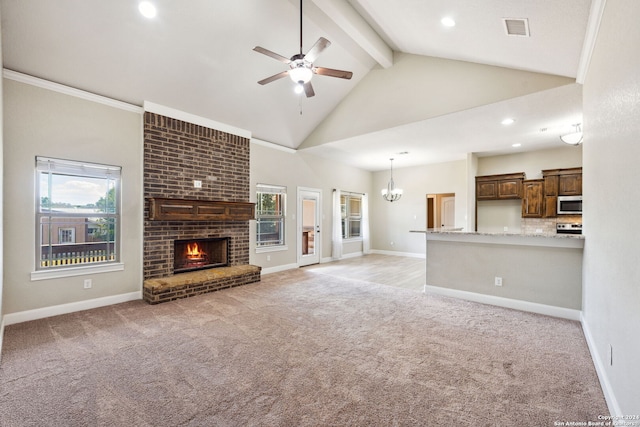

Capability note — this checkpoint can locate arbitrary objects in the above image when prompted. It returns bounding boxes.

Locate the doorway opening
[426,193,455,229]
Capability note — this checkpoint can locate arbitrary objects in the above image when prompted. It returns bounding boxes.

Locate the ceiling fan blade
[305,37,331,63]
[257,71,289,85]
[253,46,291,64]
[313,67,353,80]
[303,81,315,98]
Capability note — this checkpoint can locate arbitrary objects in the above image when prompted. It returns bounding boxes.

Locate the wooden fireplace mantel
[148,198,255,221]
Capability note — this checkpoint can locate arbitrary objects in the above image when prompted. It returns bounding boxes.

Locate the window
[36,157,121,270]
[256,184,286,248]
[341,194,362,239]
[58,228,76,244]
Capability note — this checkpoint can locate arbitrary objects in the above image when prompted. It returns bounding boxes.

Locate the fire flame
[186,242,203,258]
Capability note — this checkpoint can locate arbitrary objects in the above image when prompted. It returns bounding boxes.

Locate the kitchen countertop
[410,229,584,248]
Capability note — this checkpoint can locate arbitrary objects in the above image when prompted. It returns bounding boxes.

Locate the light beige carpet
[0,268,607,426]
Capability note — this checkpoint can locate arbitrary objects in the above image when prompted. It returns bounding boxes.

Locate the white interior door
[441,196,455,228]
[298,188,322,266]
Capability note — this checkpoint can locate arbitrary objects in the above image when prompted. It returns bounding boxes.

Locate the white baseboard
[423,284,582,321]
[370,249,426,259]
[0,318,5,363]
[581,314,622,416]
[3,291,142,326]
[260,263,299,275]
[341,251,363,259]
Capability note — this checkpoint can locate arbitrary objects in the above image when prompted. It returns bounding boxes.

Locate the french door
[297,188,322,266]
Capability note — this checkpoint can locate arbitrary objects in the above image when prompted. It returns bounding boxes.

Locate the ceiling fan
[253,0,353,97]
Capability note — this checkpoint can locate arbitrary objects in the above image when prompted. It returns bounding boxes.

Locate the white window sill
[343,237,363,242]
[31,262,125,281]
[255,245,288,254]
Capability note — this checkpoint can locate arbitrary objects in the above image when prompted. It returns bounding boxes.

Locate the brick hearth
[143,111,260,304]
[143,265,261,305]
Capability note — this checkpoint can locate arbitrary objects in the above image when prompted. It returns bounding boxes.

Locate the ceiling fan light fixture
[560,124,583,145]
[289,65,313,84]
[138,1,157,19]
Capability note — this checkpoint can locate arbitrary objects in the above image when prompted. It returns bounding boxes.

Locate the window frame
[34,156,123,276]
[255,184,288,252]
[341,193,363,240]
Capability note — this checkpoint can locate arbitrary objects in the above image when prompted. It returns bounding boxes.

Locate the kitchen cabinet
[543,174,558,217]
[522,180,544,218]
[559,174,582,195]
[541,167,582,217]
[475,173,525,200]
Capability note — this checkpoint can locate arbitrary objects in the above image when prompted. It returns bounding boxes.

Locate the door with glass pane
[298,188,321,266]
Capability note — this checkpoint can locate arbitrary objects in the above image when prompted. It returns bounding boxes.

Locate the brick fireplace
[142,112,260,304]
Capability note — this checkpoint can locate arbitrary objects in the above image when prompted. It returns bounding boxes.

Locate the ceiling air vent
[503,18,530,37]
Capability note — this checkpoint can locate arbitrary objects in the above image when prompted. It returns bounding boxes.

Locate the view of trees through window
[37,157,121,269]
[256,185,286,248]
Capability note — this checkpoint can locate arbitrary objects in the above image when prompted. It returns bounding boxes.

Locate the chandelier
[381,158,403,202]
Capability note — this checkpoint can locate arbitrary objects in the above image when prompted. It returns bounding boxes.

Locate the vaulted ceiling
[1,0,596,170]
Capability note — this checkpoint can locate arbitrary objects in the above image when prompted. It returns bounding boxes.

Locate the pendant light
[381,158,403,202]
[560,123,583,146]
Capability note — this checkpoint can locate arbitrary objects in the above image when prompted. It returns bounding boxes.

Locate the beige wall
[371,160,468,255]
[249,143,372,269]
[477,146,582,178]
[301,52,574,149]
[0,10,4,351]
[582,0,640,414]
[426,239,583,310]
[476,147,583,232]
[2,79,143,314]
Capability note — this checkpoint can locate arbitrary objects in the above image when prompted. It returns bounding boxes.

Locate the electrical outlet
[503,226,508,232]
[494,276,503,286]
[267,255,271,261]
[536,228,543,233]
[193,180,202,188]
[83,279,92,289]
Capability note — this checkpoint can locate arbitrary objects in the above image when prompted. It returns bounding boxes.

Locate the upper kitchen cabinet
[522,179,544,218]
[541,167,582,217]
[476,173,525,200]
[559,173,582,195]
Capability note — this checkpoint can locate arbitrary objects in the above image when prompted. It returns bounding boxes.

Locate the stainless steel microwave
[557,196,582,215]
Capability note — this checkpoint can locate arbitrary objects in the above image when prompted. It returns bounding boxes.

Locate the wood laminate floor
[303,253,426,292]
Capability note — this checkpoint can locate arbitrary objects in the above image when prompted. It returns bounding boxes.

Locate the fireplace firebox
[174,237,229,274]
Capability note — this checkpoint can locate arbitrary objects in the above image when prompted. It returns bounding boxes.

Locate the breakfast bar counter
[411,230,584,319]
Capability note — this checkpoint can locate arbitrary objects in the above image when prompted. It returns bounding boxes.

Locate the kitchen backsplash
[521,215,582,235]
[521,218,557,234]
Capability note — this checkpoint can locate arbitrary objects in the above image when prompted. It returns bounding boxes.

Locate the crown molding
[2,69,143,113]
[143,101,251,139]
[576,0,608,84]
[251,138,297,153]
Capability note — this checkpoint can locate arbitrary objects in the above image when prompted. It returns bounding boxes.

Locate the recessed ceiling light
[501,118,515,125]
[139,1,157,19]
[512,143,522,148]
[441,17,456,27]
